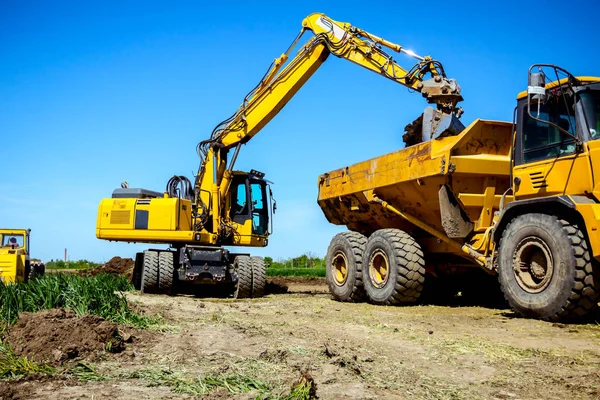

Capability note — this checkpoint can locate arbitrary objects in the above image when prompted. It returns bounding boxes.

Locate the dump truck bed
[317,118,513,258]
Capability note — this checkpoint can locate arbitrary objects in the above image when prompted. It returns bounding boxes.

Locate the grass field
[0,274,153,327]
[266,268,325,278]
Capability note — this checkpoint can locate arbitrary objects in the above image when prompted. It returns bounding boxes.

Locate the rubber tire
[325,231,367,302]
[141,251,159,294]
[132,252,144,290]
[24,261,31,282]
[250,256,266,298]
[234,256,253,299]
[158,251,175,295]
[498,214,600,321]
[362,229,426,305]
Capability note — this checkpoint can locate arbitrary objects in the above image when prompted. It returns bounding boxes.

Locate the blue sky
[1,0,598,262]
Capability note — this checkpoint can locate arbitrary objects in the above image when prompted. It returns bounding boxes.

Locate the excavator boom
[195,13,466,238]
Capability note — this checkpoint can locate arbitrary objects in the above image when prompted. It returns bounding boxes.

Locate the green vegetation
[264,253,326,278]
[0,274,155,328]
[267,268,325,278]
[125,368,272,396]
[46,259,102,270]
[123,367,315,399]
[267,253,325,269]
[0,340,55,378]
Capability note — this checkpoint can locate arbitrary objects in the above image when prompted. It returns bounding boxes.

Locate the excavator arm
[193,13,465,237]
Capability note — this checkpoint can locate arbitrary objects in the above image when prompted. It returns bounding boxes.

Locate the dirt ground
[87,256,135,279]
[2,278,600,400]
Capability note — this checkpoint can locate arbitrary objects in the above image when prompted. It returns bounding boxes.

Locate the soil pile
[403,114,423,146]
[5,309,129,365]
[88,256,134,279]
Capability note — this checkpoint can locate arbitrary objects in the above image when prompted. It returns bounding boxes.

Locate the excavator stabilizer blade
[421,106,465,142]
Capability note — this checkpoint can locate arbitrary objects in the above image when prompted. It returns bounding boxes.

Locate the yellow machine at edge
[96,12,464,298]
[0,229,31,284]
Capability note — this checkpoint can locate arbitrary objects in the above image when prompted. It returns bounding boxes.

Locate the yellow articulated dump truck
[319,65,600,321]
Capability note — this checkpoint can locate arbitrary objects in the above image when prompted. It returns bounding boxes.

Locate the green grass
[0,273,156,328]
[0,340,55,378]
[266,268,325,278]
[124,367,272,396]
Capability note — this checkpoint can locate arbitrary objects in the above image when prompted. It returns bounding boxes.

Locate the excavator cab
[229,170,273,241]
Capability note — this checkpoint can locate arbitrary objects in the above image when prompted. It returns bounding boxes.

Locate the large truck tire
[132,252,144,290]
[251,256,266,298]
[141,251,159,294]
[498,214,600,321]
[326,231,367,302]
[362,229,425,305]
[234,256,253,299]
[158,251,175,295]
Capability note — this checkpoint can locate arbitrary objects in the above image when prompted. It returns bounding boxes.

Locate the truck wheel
[141,251,159,294]
[362,229,425,305]
[498,214,600,321]
[326,232,367,302]
[158,251,175,295]
[234,256,253,299]
[24,261,31,282]
[132,252,144,290]
[251,256,266,298]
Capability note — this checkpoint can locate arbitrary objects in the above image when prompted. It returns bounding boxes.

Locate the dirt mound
[5,309,130,365]
[88,256,134,278]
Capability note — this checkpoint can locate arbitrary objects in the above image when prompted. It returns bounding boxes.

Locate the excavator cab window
[229,176,270,236]
[250,180,269,236]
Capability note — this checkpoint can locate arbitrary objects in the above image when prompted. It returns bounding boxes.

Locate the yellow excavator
[96,13,464,297]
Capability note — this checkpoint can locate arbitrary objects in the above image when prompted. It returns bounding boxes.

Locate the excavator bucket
[402,107,465,147]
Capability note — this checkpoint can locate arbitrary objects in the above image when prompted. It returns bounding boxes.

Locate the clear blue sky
[1,0,598,263]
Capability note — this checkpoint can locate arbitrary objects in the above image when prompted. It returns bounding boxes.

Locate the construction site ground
[2,277,600,400]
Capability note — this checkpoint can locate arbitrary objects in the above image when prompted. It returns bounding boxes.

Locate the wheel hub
[513,236,554,294]
[332,251,349,286]
[369,249,390,289]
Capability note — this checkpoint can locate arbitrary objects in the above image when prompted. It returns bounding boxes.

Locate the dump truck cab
[0,228,30,283]
[498,70,600,256]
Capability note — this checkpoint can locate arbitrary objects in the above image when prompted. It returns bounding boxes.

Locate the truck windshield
[2,234,24,248]
[580,90,600,139]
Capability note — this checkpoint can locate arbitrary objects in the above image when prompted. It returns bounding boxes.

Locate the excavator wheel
[250,256,266,298]
[498,214,600,321]
[141,251,159,294]
[158,251,175,295]
[325,231,367,302]
[234,256,253,299]
[132,252,144,290]
[362,229,425,305]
